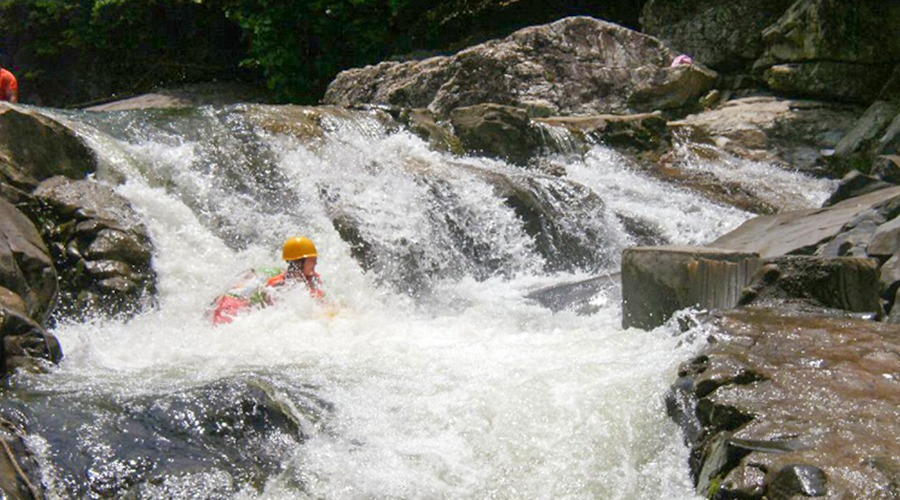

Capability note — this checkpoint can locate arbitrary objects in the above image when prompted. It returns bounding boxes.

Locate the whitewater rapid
[10,105,834,499]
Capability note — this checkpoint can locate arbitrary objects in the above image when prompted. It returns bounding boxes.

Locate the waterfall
[4,104,833,499]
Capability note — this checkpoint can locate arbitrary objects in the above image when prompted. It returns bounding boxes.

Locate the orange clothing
[0,68,17,102]
[267,271,325,299]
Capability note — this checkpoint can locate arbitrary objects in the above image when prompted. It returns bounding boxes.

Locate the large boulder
[669,306,900,499]
[621,246,761,330]
[756,0,900,103]
[640,0,795,72]
[0,104,96,189]
[324,17,717,117]
[668,96,861,172]
[33,176,156,319]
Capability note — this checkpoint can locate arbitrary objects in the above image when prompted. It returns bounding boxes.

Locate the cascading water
[3,104,834,499]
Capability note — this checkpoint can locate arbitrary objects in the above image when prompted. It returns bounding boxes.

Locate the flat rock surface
[682,306,900,498]
[711,185,900,258]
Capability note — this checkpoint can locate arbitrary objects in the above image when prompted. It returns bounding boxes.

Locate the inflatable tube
[207,267,282,325]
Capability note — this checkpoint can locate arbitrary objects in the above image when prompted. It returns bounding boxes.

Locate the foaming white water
[568,147,751,246]
[672,141,838,211]
[21,106,718,498]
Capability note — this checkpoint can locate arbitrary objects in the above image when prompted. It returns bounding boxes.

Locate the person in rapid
[208,236,325,325]
[268,236,325,299]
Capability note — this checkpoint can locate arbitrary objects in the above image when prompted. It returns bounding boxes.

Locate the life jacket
[267,271,325,299]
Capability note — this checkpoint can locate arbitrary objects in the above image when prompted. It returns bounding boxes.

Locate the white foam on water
[17,107,734,498]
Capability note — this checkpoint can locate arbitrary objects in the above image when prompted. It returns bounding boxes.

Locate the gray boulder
[621,246,761,330]
[33,176,156,319]
[822,170,893,207]
[324,17,717,117]
[757,0,900,103]
[641,0,795,71]
[830,101,900,175]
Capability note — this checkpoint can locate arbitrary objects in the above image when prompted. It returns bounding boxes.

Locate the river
[4,104,834,499]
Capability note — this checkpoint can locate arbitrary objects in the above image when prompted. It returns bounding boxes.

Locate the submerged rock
[0,376,331,498]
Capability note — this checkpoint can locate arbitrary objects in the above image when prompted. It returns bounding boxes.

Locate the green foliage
[0,0,247,106]
[217,0,416,102]
[0,0,639,105]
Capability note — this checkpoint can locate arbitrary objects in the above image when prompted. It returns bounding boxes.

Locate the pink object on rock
[670,55,693,67]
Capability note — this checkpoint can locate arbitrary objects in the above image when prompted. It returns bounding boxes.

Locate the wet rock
[737,256,882,316]
[711,185,900,258]
[394,108,462,153]
[324,17,716,117]
[872,155,900,184]
[449,104,542,165]
[0,415,45,499]
[757,0,900,103]
[823,170,893,207]
[486,171,613,273]
[768,464,828,499]
[640,0,795,71]
[668,96,861,172]
[525,274,620,316]
[670,307,900,499]
[32,176,156,320]
[0,104,96,189]
[538,112,669,161]
[614,212,670,247]
[0,376,330,498]
[830,101,900,176]
[0,305,62,374]
[0,198,57,323]
[621,246,761,330]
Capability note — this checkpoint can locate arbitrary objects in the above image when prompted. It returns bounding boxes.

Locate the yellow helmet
[282,236,318,261]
